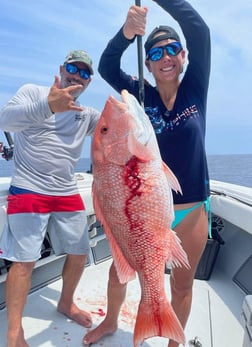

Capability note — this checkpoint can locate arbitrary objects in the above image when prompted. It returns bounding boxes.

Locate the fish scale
[92,90,190,346]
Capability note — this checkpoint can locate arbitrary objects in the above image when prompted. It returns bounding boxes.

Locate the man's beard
[70,86,85,100]
[61,76,85,100]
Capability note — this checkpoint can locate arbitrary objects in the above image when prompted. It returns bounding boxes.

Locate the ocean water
[0,154,251,188]
[207,154,252,188]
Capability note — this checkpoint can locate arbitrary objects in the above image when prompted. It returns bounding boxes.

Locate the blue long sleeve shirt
[98,0,211,204]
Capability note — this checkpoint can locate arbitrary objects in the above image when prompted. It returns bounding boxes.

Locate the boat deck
[0,259,244,347]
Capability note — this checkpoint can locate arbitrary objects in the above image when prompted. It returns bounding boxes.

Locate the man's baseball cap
[64,50,93,75]
[144,26,181,55]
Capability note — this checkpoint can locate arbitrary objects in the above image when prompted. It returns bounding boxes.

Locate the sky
[0,0,251,157]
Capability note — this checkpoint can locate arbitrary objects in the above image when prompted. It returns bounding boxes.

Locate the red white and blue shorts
[0,186,90,262]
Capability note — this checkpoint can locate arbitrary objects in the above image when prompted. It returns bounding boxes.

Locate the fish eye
[101,126,108,134]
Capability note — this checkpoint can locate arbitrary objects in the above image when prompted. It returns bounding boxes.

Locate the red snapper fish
[91,90,190,346]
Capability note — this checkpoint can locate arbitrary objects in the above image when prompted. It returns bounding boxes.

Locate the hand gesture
[123,5,148,40]
[48,76,84,113]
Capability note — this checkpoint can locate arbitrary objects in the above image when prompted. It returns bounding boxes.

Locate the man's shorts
[0,188,90,262]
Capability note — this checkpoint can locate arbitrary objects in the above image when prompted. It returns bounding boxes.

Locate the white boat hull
[0,175,251,346]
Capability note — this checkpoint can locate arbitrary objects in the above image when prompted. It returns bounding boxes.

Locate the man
[0,50,100,347]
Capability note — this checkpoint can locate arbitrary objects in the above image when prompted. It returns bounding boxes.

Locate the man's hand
[123,5,148,40]
[48,76,84,113]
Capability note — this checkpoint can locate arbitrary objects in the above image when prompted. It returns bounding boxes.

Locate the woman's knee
[170,270,194,298]
[109,262,125,287]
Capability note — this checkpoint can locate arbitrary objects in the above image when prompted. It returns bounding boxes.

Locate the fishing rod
[135,0,145,108]
[0,131,14,160]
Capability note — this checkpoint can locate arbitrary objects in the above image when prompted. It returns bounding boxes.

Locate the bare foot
[7,327,30,347]
[83,320,117,346]
[7,341,29,347]
[57,302,92,328]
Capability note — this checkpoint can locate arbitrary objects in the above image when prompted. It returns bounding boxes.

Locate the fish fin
[128,132,155,162]
[107,231,136,283]
[162,162,182,195]
[134,299,186,346]
[92,187,136,283]
[167,229,190,269]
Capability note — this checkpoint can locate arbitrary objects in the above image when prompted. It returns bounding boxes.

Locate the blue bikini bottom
[172,197,211,237]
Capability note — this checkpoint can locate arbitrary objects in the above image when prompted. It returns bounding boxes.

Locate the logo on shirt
[75,114,86,121]
[145,105,199,133]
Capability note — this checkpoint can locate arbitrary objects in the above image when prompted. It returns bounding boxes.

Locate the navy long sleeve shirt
[98,0,211,204]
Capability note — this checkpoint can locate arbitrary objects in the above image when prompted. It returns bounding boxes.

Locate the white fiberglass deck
[0,259,243,347]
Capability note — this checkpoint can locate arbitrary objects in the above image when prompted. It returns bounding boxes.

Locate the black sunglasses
[147,42,183,61]
[65,63,90,80]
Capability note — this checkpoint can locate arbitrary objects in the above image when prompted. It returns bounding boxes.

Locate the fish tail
[133,300,185,347]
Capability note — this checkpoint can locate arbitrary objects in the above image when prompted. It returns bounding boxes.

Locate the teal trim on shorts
[172,197,212,237]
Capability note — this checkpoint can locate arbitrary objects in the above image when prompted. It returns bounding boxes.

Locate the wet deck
[0,259,244,347]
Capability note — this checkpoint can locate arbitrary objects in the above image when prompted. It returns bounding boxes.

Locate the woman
[84,1,211,346]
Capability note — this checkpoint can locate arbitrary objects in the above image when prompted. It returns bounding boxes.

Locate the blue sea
[0,154,251,188]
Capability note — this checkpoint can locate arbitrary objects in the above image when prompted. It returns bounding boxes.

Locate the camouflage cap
[64,50,93,75]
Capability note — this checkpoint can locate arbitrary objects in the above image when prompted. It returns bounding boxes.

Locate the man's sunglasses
[65,63,90,80]
[146,42,183,62]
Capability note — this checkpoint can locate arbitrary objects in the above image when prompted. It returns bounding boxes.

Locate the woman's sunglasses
[146,42,183,62]
[65,63,90,80]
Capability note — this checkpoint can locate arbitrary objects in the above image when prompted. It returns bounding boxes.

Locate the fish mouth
[121,90,152,146]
